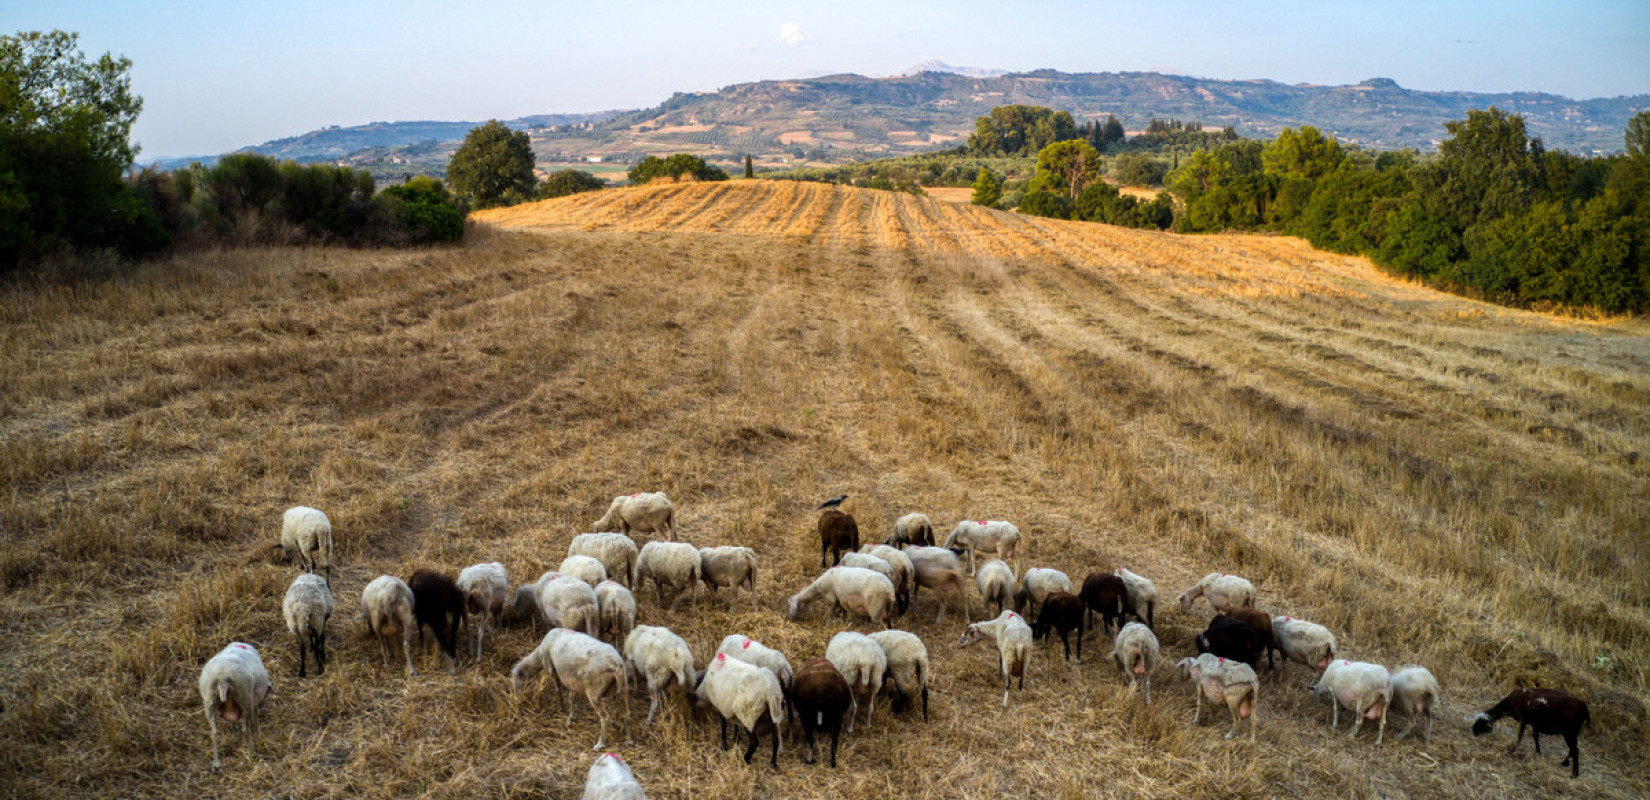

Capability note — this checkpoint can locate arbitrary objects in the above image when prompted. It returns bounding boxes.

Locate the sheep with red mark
[593,491,676,541]
[904,546,972,623]
[512,628,633,750]
[868,630,930,722]
[859,544,915,615]
[1113,567,1157,630]
[1078,572,1127,636]
[1472,687,1590,778]
[818,509,860,569]
[582,751,646,800]
[1109,622,1160,704]
[1271,615,1337,675]
[838,552,896,590]
[623,625,696,725]
[692,652,786,769]
[1389,666,1439,742]
[633,542,701,610]
[361,574,417,675]
[698,546,758,610]
[957,610,1034,708]
[1177,572,1254,614]
[716,634,795,693]
[1013,567,1073,622]
[1032,591,1087,665]
[942,519,1024,575]
[197,642,274,771]
[569,532,641,589]
[785,566,895,629]
[1309,659,1391,744]
[887,513,935,548]
[788,658,853,767]
[1177,653,1259,741]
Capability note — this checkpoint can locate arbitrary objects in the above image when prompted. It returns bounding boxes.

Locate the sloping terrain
[2,181,1647,798]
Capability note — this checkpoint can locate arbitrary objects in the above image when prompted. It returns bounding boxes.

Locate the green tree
[1625,110,1650,162]
[535,169,606,200]
[1111,152,1166,186]
[379,176,465,243]
[744,154,754,178]
[445,120,537,209]
[971,168,1002,207]
[1435,107,1544,231]
[1033,139,1102,200]
[968,105,1078,156]
[1262,126,1344,180]
[628,153,729,184]
[1,30,147,269]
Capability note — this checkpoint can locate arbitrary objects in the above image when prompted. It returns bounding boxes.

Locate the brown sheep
[818,509,860,569]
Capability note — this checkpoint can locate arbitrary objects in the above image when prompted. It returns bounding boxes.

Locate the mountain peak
[893,60,1009,79]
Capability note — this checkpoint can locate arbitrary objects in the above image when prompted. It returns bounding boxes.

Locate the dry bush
[1,182,1647,798]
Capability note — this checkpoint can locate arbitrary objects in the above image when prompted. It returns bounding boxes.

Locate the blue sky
[12,1,1650,159]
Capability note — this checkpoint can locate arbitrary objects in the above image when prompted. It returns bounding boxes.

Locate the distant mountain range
[149,69,1648,171]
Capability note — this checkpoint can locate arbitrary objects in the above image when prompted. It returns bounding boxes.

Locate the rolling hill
[2,182,1647,798]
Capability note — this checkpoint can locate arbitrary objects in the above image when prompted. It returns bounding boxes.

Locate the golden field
[2,180,1647,798]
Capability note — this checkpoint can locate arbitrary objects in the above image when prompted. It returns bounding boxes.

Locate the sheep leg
[802,713,817,764]
[1193,686,1203,725]
[865,684,877,730]
[1532,730,1542,754]
[1329,697,1339,730]
[846,693,858,734]
[1348,700,1365,739]
[315,631,327,675]
[401,626,417,676]
[1509,722,1526,754]
[922,684,929,721]
[295,632,308,679]
[1561,732,1580,778]
[1225,695,1242,739]
[1374,703,1387,745]
[1144,674,1152,706]
[1424,714,1433,743]
[647,689,660,725]
[207,707,221,771]
[718,717,730,751]
[829,717,841,768]
[621,680,633,744]
[592,693,608,751]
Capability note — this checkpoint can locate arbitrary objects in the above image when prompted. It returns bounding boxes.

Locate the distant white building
[586,156,604,163]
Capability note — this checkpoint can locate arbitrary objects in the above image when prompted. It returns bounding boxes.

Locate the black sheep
[408,569,464,671]
[1195,614,1258,669]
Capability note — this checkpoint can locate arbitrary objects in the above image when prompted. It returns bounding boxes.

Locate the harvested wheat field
[3,180,1648,799]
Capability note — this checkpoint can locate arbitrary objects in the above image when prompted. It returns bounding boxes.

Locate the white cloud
[779,23,808,47]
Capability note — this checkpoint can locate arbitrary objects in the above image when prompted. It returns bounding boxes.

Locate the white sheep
[1113,567,1158,629]
[569,532,641,589]
[198,642,274,771]
[281,573,332,678]
[941,519,1024,575]
[583,751,647,800]
[623,625,696,725]
[278,505,334,583]
[538,571,601,637]
[1109,622,1161,704]
[838,552,896,586]
[715,634,794,692]
[887,512,934,547]
[1271,615,1338,674]
[697,546,758,610]
[594,492,676,541]
[1309,659,1392,744]
[457,561,509,662]
[361,574,417,675]
[868,629,930,721]
[1014,567,1074,620]
[1388,665,1439,742]
[1177,572,1255,614]
[859,544,915,614]
[595,580,637,646]
[1177,653,1259,741]
[560,555,610,588]
[826,631,887,733]
[957,610,1034,708]
[903,546,973,623]
[975,558,1016,616]
[583,751,646,800]
[633,541,701,609]
[512,628,633,750]
[785,566,897,628]
[693,651,786,768]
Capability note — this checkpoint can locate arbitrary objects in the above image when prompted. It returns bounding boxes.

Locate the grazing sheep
[281,573,332,678]
[867,630,930,722]
[818,509,861,569]
[1309,660,1392,744]
[786,567,897,628]
[693,652,786,769]
[1109,622,1160,704]
[595,581,637,646]
[1077,572,1127,636]
[593,491,676,541]
[1113,567,1157,630]
[698,546,759,610]
[503,581,545,630]
[1177,573,1255,614]
[570,533,641,589]
[1195,614,1259,670]
[1013,567,1074,622]
[1389,666,1439,742]
[633,541,701,610]
[904,546,973,623]
[826,631,887,733]
[957,610,1034,708]
[583,752,647,800]
[198,642,273,771]
[408,569,464,673]
[559,555,610,588]
[457,562,509,662]
[1472,687,1590,778]
[789,658,853,767]
[538,572,602,637]
[278,505,334,583]
[1032,591,1087,665]
[975,558,1016,617]
[512,628,633,750]
[1220,608,1275,670]
[1271,616,1337,675]
[859,544,915,615]
[941,519,1023,575]
[716,634,795,693]
[838,552,896,588]
[623,625,696,725]
[1177,653,1259,741]
[887,513,935,548]
[361,575,417,675]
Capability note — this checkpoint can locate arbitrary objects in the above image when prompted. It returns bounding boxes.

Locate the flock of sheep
[198,493,1595,796]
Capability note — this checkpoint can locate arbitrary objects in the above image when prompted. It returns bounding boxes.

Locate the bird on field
[817,495,849,511]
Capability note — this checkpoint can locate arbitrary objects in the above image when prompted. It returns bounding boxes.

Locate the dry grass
[2,182,1648,799]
